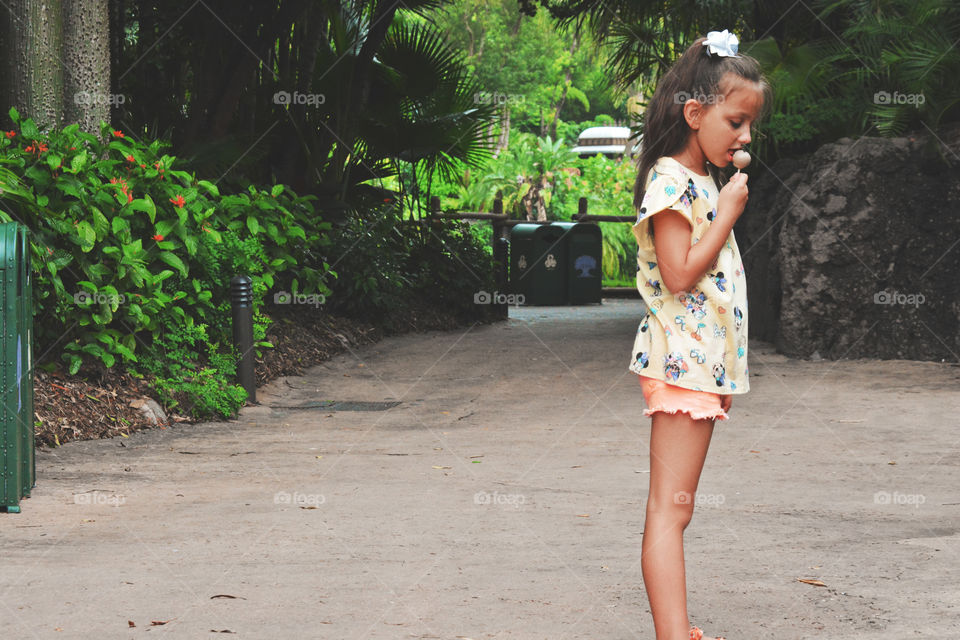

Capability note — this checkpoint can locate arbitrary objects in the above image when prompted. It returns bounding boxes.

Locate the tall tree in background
[1,0,65,129]
[63,0,111,134]
[1,0,110,134]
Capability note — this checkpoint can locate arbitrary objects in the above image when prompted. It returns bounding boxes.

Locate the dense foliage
[0,108,328,416]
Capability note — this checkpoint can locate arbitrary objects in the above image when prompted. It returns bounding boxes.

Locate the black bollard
[230,275,256,404]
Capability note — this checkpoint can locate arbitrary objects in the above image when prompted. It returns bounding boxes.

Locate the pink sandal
[690,626,727,640]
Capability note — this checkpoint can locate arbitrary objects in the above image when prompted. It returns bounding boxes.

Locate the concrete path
[2,299,959,639]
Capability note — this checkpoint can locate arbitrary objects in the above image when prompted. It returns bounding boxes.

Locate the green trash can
[1,222,34,513]
[510,223,567,305]
[553,222,603,304]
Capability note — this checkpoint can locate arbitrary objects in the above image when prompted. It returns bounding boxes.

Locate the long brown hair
[632,37,773,211]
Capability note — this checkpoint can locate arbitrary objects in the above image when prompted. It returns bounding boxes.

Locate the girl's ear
[683,99,704,130]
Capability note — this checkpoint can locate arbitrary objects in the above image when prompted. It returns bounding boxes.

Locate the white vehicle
[570,126,641,159]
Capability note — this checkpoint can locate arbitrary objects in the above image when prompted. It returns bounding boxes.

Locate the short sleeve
[632,164,694,250]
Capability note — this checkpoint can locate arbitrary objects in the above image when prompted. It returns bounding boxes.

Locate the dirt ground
[2,299,959,639]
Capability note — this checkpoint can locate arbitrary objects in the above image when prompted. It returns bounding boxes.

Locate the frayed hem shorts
[639,375,730,422]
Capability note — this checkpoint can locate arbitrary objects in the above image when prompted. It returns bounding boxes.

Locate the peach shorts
[639,376,729,422]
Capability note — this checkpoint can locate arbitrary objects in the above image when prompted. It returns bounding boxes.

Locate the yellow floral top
[627,156,749,394]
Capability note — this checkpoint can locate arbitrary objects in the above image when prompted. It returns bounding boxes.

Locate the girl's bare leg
[641,411,717,640]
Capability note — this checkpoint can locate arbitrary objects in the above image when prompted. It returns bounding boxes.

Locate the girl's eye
[730,121,742,128]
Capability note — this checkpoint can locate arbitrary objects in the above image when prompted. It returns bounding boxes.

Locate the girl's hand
[721,394,732,413]
[717,171,749,222]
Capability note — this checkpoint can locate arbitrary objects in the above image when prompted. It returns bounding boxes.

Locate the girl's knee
[646,495,696,529]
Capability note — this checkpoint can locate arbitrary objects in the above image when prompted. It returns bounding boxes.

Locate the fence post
[492,192,508,318]
[577,196,588,220]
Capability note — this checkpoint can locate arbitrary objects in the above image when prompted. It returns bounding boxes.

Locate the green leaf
[91,207,110,240]
[246,216,260,235]
[115,343,137,362]
[86,263,112,282]
[182,233,198,256]
[67,353,82,375]
[21,118,39,139]
[271,184,284,197]
[46,153,62,171]
[155,219,175,238]
[8,106,20,123]
[76,221,96,252]
[70,153,88,173]
[111,216,130,238]
[127,195,156,223]
[198,180,220,197]
[158,251,188,277]
[36,195,49,207]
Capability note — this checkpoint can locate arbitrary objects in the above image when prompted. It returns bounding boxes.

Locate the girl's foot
[690,625,727,640]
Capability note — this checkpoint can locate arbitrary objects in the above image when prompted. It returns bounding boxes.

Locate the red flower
[169,194,185,208]
[4,131,14,138]
[38,142,48,153]
[24,145,33,153]
[126,155,135,163]
[152,234,164,242]
[112,130,124,138]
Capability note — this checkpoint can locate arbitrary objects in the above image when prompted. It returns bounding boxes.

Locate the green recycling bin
[552,222,602,304]
[1,222,34,513]
[510,223,567,305]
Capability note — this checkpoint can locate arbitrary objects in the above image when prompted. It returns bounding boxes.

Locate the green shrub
[0,108,333,417]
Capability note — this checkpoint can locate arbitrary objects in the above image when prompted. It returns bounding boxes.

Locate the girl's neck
[670,151,709,177]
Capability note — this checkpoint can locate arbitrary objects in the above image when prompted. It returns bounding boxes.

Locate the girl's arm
[652,172,749,292]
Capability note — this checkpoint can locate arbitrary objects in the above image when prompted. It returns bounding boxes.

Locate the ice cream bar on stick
[732,149,751,174]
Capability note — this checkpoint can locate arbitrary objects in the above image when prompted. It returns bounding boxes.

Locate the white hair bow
[703,29,740,57]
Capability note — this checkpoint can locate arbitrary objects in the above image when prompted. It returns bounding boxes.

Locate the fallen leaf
[432,465,452,470]
[888,461,896,465]
[797,578,827,587]
[128,621,136,628]
[150,619,172,625]
[749,450,760,453]
[209,630,236,634]
[576,514,590,518]
[300,505,317,510]
[210,594,247,600]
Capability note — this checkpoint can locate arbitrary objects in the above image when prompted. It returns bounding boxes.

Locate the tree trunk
[2,0,65,129]
[63,0,111,135]
[549,34,578,140]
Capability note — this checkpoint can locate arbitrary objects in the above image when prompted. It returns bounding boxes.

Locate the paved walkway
[2,299,959,639]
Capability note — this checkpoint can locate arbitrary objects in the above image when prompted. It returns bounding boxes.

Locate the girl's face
[682,74,763,171]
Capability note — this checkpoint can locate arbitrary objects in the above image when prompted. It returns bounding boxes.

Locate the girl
[627,30,772,640]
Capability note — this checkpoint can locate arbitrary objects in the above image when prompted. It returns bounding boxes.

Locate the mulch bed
[33,301,487,449]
